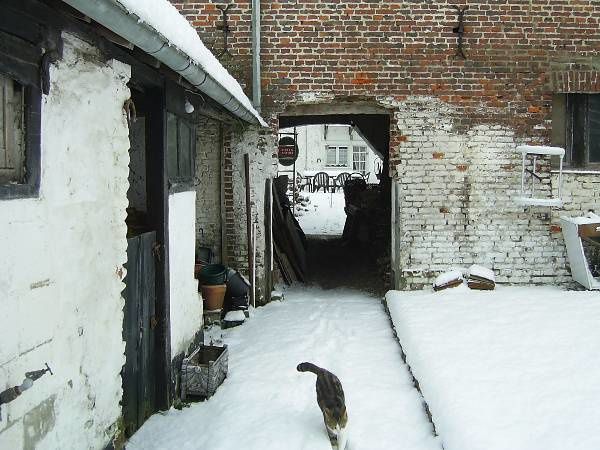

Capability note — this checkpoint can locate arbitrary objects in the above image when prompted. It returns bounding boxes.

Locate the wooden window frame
[554,93,600,170]
[352,145,367,173]
[325,145,349,168]
[0,29,42,200]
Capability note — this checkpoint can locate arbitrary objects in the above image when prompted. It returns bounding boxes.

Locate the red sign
[277,137,298,166]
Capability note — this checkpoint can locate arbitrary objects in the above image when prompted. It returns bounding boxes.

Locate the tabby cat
[297,362,349,450]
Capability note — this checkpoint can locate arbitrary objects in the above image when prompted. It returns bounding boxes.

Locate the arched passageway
[276,109,392,296]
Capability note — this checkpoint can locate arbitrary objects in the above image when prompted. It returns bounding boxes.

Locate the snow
[127,286,440,450]
[116,0,265,125]
[433,269,464,288]
[386,285,600,450]
[296,191,346,236]
[516,145,565,156]
[223,310,245,322]
[466,264,494,281]
[561,212,600,225]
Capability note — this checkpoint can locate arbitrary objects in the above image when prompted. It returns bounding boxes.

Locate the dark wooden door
[122,231,157,436]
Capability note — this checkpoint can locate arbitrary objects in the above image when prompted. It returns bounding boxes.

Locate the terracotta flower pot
[201,284,227,311]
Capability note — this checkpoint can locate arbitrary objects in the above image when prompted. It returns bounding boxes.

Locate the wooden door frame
[144,82,172,410]
[128,64,172,412]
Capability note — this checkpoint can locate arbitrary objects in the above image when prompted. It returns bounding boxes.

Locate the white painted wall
[168,191,201,358]
[279,125,382,182]
[0,34,130,449]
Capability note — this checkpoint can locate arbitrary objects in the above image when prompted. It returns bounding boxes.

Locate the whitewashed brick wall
[391,97,600,289]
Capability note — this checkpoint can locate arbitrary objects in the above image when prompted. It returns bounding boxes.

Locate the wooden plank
[579,223,600,238]
[245,153,255,306]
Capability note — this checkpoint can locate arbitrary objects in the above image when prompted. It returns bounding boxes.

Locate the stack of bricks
[173,0,600,289]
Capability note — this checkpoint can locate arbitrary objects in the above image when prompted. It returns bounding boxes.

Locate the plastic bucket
[199,264,228,285]
[226,269,250,297]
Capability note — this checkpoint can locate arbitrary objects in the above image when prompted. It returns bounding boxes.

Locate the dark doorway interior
[277,112,392,295]
[122,83,169,437]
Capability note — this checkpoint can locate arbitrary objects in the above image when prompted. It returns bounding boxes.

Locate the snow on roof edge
[116,0,266,126]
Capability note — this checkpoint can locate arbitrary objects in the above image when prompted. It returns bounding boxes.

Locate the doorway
[276,110,392,295]
[122,84,169,436]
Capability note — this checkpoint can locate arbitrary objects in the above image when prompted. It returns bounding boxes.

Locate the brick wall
[222,123,277,303]
[195,117,223,262]
[175,0,600,289]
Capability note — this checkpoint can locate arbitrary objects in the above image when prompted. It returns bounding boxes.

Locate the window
[167,112,195,184]
[0,74,25,184]
[325,145,348,167]
[352,146,367,172]
[0,28,43,199]
[567,94,600,167]
[555,93,600,168]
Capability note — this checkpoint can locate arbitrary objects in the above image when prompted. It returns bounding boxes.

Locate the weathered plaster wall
[0,34,130,449]
[223,125,277,303]
[194,117,222,262]
[168,191,201,358]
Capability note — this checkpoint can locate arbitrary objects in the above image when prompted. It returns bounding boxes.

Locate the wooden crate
[181,344,228,400]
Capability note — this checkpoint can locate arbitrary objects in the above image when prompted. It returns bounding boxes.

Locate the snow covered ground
[386,285,600,450]
[296,191,346,236]
[127,287,440,450]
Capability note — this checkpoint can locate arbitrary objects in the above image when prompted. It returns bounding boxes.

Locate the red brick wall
[173,0,600,130]
[174,1,600,289]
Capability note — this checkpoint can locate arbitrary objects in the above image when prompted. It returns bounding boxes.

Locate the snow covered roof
[63,0,266,126]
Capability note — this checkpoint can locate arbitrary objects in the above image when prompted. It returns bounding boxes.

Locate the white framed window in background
[352,146,367,172]
[326,145,348,167]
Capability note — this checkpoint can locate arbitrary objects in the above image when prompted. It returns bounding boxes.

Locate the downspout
[251,0,261,112]
[62,0,265,126]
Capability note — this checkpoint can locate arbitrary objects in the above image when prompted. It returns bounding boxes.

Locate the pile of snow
[386,286,600,450]
[117,0,264,125]
[127,287,440,450]
[297,191,346,236]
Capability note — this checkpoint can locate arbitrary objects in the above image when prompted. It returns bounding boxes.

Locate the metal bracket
[216,4,234,57]
[452,6,468,59]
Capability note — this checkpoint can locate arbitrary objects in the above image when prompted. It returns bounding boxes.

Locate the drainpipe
[62,0,265,126]
[251,0,261,112]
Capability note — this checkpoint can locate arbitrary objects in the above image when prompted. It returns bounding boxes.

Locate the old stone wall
[174,0,600,288]
[222,124,277,303]
[0,34,130,448]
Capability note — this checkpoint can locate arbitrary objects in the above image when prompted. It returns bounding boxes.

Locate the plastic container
[199,264,227,285]
[226,269,250,297]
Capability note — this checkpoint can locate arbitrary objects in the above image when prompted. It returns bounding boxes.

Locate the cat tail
[296,362,323,374]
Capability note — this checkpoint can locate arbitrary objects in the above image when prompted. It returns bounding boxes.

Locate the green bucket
[199,264,228,285]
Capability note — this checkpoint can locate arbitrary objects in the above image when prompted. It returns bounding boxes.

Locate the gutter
[62,0,265,126]
[251,0,261,112]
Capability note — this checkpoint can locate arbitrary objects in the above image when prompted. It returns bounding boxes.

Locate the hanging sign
[277,136,298,166]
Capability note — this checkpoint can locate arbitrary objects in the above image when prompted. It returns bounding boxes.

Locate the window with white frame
[352,146,367,172]
[326,145,348,167]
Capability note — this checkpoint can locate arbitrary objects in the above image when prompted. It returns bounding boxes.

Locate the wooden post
[244,153,255,306]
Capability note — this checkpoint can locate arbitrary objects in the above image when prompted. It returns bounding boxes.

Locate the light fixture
[185,98,194,114]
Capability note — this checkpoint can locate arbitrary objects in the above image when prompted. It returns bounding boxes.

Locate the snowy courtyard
[387,285,600,450]
[295,191,346,236]
[126,287,440,450]
[127,285,600,450]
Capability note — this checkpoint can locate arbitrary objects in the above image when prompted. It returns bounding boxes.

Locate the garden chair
[349,172,364,180]
[312,171,330,192]
[333,172,350,192]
